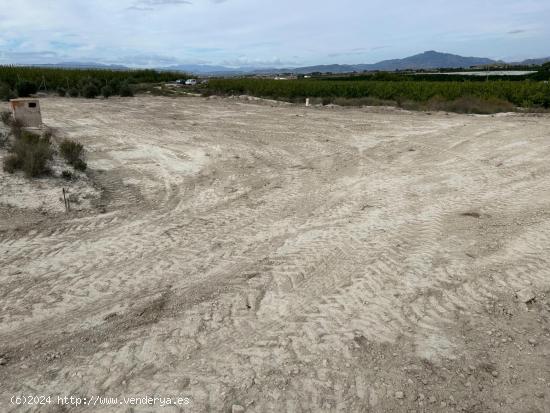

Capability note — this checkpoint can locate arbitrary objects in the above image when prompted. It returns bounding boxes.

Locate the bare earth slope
[1,96,549,412]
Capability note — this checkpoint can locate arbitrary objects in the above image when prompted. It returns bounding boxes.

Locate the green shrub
[107,79,121,94]
[68,88,79,97]
[15,80,38,97]
[81,83,99,99]
[119,82,134,97]
[78,77,101,89]
[78,77,102,98]
[531,92,550,108]
[101,85,113,98]
[8,131,53,177]
[57,87,66,97]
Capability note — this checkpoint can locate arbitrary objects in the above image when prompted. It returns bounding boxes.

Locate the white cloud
[1,0,549,67]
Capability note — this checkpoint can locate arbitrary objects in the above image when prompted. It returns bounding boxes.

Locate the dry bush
[0,131,9,148]
[9,118,24,139]
[1,111,11,125]
[5,131,53,177]
[2,154,20,173]
[61,170,74,180]
[59,138,87,171]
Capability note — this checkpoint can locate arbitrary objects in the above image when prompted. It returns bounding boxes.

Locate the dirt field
[1,96,550,412]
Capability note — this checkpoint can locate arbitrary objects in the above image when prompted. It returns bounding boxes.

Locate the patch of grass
[5,131,53,177]
[59,138,87,171]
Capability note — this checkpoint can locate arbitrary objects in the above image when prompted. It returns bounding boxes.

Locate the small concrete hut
[9,98,42,128]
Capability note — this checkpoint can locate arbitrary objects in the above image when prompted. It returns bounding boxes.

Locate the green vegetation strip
[0,66,184,100]
[207,78,550,109]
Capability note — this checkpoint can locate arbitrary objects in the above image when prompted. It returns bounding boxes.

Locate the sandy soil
[1,96,549,412]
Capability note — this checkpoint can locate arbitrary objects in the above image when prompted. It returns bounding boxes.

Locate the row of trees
[0,77,134,100]
[0,66,185,100]
[57,77,134,99]
[207,78,550,108]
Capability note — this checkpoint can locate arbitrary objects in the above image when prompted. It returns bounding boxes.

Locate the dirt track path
[1,97,549,412]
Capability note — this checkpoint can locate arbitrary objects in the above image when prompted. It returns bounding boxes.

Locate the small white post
[305,98,310,107]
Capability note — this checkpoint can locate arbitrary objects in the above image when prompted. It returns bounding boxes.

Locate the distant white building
[9,98,42,128]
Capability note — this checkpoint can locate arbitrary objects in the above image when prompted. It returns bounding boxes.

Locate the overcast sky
[1,0,549,67]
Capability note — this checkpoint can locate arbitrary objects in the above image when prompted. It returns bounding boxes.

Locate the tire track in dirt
[2,98,550,412]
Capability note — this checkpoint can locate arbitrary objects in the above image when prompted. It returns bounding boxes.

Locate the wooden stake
[62,188,68,213]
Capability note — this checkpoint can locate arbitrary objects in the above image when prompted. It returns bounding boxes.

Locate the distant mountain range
[276,51,497,75]
[162,51,550,75]
[513,57,550,66]
[24,51,550,76]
